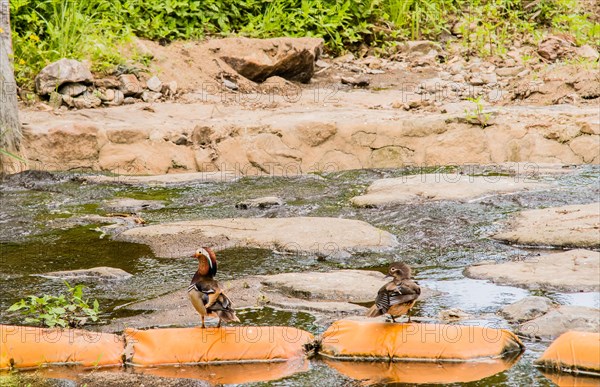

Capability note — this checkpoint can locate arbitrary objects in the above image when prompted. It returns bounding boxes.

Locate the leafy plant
[7,281,101,328]
[464,96,492,128]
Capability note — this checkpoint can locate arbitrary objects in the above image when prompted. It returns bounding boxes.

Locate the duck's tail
[366,304,383,318]
[217,309,240,323]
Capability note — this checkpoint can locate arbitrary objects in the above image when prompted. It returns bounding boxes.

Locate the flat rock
[35,59,93,95]
[206,37,323,83]
[493,203,600,248]
[39,266,132,281]
[519,305,600,339]
[465,249,600,292]
[351,174,549,206]
[499,296,554,322]
[236,196,284,209]
[115,217,399,258]
[260,270,436,303]
[102,198,165,212]
[84,171,237,185]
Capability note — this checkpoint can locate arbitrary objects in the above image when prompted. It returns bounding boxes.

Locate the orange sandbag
[320,320,524,361]
[325,355,520,385]
[0,325,124,369]
[535,331,600,377]
[125,326,313,366]
[137,359,310,384]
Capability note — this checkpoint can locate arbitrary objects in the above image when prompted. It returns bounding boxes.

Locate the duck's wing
[391,279,420,305]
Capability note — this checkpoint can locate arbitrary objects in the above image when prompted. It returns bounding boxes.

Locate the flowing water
[0,165,599,386]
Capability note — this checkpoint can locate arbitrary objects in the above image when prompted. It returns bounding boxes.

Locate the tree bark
[0,0,21,172]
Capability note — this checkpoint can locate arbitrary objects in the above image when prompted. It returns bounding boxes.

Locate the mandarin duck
[188,247,240,328]
[367,262,421,323]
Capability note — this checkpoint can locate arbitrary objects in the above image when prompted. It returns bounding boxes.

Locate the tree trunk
[0,0,22,173]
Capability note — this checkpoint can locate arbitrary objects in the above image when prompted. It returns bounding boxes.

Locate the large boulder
[115,217,399,258]
[206,37,323,83]
[465,249,600,292]
[351,174,549,207]
[493,203,600,248]
[35,59,93,95]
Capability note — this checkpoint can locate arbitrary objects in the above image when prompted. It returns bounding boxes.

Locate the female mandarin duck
[188,247,240,328]
[367,262,421,323]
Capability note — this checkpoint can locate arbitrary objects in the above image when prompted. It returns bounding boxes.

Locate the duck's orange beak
[191,252,199,258]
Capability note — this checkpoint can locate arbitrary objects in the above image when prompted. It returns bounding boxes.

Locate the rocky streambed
[0,164,598,386]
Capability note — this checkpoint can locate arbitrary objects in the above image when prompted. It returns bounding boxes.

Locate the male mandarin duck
[367,262,421,323]
[188,247,240,328]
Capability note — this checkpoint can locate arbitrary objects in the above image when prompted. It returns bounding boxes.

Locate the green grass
[9,0,600,89]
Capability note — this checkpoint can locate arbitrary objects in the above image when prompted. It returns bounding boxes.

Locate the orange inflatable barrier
[124,326,313,366]
[137,359,310,384]
[0,325,123,369]
[535,331,600,377]
[319,320,524,361]
[325,355,520,385]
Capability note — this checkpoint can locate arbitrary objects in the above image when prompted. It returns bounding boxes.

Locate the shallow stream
[1,165,599,386]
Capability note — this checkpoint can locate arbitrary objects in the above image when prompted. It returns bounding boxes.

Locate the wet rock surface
[101,198,165,213]
[351,174,549,207]
[500,296,554,323]
[115,217,399,258]
[84,171,237,185]
[39,266,132,281]
[104,269,436,331]
[519,305,600,339]
[236,196,284,209]
[493,204,600,248]
[465,249,600,292]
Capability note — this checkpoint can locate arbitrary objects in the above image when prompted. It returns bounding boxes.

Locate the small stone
[72,91,102,109]
[448,62,464,75]
[500,296,554,322]
[315,59,330,68]
[58,82,87,97]
[94,77,121,88]
[451,74,465,83]
[469,74,485,86]
[141,90,162,103]
[481,72,498,85]
[161,81,178,97]
[516,69,530,78]
[99,88,115,102]
[223,78,239,91]
[146,76,162,92]
[576,44,599,60]
[106,90,125,106]
[341,76,370,87]
[123,97,137,105]
[49,91,63,109]
[61,94,74,108]
[119,74,142,96]
[439,308,471,322]
[496,66,525,77]
[236,196,284,209]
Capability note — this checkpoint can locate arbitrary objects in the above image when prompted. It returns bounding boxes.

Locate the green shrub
[7,281,101,328]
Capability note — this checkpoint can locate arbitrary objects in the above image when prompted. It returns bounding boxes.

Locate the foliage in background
[9,0,600,88]
[7,281,101,328]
